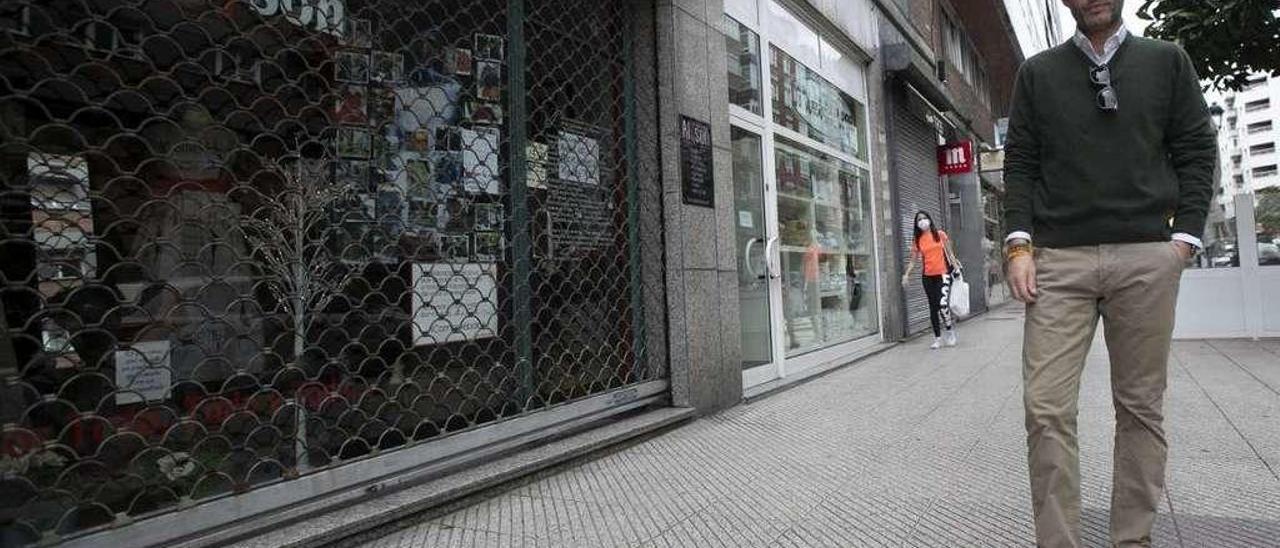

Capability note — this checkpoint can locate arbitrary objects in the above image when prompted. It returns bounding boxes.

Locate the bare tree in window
[239,156,368,471]
[241,157,364,360]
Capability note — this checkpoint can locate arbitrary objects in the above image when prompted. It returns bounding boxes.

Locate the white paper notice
[114,340,171,404]
[738,210,754,228]
[527,142,549,189]
[412,263,498,345]
[557,131,599,185]
[461,127,499,195]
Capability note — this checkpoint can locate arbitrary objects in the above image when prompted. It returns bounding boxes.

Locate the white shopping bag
[949,271,971,318]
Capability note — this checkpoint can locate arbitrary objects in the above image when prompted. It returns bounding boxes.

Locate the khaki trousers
[1023,242,1185,548]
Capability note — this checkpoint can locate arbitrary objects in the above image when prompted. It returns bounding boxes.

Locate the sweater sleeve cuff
[1005,231,1032,244]
[1172,233,1202,249]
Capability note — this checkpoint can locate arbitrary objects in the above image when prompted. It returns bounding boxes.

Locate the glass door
[725,0,882,390]
[732,126,778,373]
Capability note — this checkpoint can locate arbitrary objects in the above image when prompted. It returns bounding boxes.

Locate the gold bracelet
[1005,247,1032,262]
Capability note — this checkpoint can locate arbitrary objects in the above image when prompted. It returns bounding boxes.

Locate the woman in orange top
[901,211,964,349]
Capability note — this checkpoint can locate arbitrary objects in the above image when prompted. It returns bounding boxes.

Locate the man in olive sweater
[1001,0,1216,545]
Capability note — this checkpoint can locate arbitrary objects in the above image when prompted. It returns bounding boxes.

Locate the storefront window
[769,45,867,160]
[723,15,763,116]
[775,138,878,356]
[0,0,658,542]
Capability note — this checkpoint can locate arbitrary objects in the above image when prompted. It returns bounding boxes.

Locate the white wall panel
[1174,271,1250,338]
[1261,269,1280,335]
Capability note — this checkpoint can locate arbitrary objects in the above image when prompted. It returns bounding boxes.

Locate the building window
[1243,76,1267,91]
[1245,99,1271,113]
[941,13,986,96]
[1247,121,1273,134]
[1255,165,1278,178]
[966,49,980,85]
[1250,142,1276,157]
[1235,175,1245,187]
[976,66,990,108]
[942,16,964,78]
[723,15,763,115]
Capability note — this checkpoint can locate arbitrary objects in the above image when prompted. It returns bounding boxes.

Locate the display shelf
[812,200,846,210]
[777,191,842,209]
[779,245,854,255]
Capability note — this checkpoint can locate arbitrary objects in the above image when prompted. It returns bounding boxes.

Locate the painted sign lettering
[249,0,346,38]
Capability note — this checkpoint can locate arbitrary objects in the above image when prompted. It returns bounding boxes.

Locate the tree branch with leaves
[1256,187,1280,239]
[1138,0,1280,91]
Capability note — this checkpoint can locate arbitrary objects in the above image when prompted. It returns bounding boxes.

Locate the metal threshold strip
[743,341,897,403]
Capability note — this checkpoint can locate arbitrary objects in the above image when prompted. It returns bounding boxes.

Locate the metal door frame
[730,108,788,389]
[726,0,886,391]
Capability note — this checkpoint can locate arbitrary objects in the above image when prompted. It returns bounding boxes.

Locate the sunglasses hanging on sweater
[1090,64,1118,112]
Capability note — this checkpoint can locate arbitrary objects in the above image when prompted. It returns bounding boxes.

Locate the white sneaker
[945,330,958,347]
[930,338,942,350]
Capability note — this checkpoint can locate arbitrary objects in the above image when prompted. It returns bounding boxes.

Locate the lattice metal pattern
[0,0,662,543]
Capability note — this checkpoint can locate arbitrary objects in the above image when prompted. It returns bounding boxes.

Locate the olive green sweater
[1002,36,1217,247]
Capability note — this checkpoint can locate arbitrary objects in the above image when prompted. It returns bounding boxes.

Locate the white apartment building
[1215,73,1280,219]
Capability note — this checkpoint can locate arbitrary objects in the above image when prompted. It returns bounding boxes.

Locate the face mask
[917,219,931,231]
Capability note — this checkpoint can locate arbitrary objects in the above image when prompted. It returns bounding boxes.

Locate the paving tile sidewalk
[355,309,1280,547]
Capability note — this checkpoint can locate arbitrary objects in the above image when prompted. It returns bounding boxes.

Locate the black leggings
[922,274,954,337]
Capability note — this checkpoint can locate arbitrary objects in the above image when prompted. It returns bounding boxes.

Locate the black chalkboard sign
[680,116,714,207]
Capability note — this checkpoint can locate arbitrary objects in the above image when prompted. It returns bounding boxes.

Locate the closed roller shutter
[892,84,944,336]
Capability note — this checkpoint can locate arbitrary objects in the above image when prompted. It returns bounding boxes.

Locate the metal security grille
[0,0,663,544]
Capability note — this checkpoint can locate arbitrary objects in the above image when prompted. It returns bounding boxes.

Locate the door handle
[744,237,763,279]
[764,236,780,279]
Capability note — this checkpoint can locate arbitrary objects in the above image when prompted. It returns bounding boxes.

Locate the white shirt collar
[1072,25,1128,66]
